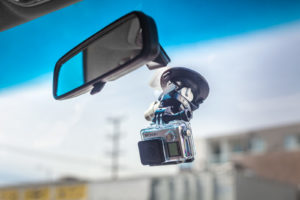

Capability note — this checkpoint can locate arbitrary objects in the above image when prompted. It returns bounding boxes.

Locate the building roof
[206,122,300,141]
[232,150,300,185]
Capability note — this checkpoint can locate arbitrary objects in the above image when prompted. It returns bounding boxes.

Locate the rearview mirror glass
[57,52,84,96]
[53,11,170,100]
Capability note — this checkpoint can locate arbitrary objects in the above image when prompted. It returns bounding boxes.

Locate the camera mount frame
[149,67,209,124]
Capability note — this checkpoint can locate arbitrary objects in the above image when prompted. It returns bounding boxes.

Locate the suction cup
[160,67,209,107]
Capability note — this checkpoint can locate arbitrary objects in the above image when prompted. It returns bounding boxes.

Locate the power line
[107,116,125,180]
[0,143,105,167]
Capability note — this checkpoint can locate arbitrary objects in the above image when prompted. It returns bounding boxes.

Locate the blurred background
[0,0,300,199]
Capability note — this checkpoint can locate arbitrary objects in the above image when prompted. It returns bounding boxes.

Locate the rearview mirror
[53,11,170,100]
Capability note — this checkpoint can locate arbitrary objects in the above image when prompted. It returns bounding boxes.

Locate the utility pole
[107,117,124,180]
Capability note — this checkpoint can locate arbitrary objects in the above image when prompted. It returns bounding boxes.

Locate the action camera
[139,120,194,165]
[138,67,209,166]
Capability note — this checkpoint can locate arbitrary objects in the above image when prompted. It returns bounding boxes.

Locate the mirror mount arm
[146,45,170,70]
[90,81,106,95]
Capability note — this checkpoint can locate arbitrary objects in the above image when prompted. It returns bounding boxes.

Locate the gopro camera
[138,67,209,166]
[139,120,194,165]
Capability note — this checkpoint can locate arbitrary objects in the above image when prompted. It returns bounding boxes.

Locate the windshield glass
[1,1,300,199]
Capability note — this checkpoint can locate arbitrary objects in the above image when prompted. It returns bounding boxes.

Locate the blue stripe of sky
[1,0,300,91]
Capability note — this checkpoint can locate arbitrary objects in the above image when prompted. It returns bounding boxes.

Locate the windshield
[1,0,300,199]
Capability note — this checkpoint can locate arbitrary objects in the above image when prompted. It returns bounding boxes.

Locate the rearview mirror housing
[53,11,170,100]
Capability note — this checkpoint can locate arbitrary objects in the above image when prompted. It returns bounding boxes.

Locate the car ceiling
[0,0,81,31]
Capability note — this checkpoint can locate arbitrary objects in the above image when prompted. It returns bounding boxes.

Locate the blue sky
[1,0,300,90]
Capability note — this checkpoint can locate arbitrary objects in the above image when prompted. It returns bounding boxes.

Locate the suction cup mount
[160,67,209,108]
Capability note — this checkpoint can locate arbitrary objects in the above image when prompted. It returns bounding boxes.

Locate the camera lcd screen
[167,142,181,157]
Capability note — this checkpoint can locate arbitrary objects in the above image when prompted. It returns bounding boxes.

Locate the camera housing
[138,120,194,166]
